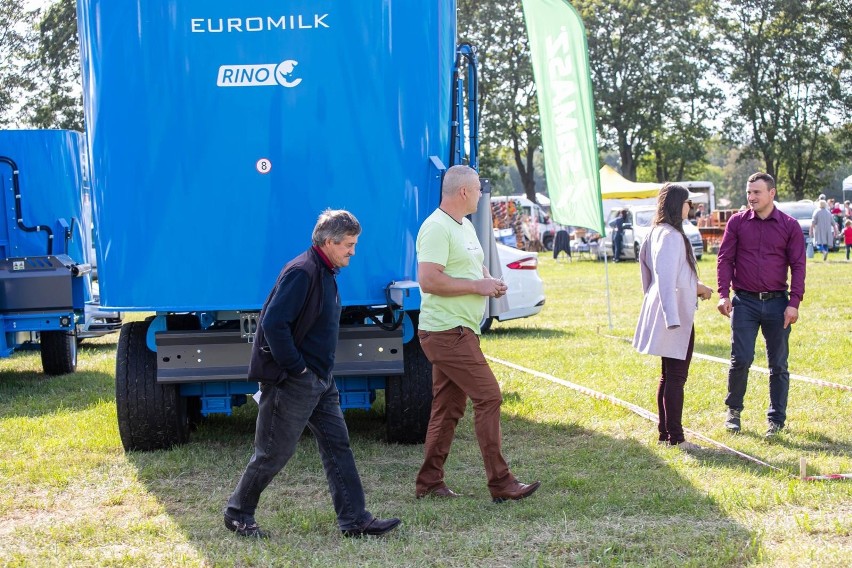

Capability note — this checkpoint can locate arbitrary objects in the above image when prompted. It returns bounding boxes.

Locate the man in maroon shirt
[716,172,806,438]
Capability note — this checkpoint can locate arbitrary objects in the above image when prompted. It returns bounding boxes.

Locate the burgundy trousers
[658,327,695,444]
[415,326,515,495]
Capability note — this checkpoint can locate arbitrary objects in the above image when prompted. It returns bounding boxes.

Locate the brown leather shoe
[491,480,541,503]
[416,486,461,499]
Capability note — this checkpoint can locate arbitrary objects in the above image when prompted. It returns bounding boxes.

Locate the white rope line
[486,354,851,481]
[601,334,852,393]
[485,354,786,473]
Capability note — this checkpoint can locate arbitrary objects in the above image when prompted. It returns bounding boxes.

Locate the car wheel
[386,314,432,444]
[634,242,640,260]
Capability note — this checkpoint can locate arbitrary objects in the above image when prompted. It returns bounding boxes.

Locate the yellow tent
[599,165,663,199]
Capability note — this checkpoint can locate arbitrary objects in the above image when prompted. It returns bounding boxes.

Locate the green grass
[1,251,850,567]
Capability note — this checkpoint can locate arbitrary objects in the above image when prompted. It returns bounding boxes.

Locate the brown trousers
[415,326,515,494]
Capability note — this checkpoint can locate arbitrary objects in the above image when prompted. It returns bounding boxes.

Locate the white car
[600,205,704,261]
[482,243,545,331]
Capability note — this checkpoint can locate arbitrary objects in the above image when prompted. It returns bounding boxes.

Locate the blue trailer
[76,0,490,451]
[0,130,122,375]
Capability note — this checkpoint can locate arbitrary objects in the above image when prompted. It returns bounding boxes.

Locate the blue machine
[76,1,482,450]
[0,130,122,374]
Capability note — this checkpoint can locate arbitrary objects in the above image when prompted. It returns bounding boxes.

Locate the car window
[776,202,815,220]
[634,210,653,227]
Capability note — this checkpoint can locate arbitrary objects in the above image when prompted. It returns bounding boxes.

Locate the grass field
[1,251,850,567]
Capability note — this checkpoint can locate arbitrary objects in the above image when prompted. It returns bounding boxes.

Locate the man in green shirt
[414,164,542,503]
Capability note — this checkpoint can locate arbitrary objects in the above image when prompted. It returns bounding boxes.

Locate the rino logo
[217,60,302,88]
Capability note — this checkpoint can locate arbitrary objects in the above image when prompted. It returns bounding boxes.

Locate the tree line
[2,0,851,206]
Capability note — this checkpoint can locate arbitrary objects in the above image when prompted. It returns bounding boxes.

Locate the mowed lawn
[1,251,850,567]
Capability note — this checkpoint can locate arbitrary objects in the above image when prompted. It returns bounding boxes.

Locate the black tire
[386,315,433,444]
[480,316,494,333]
[542,235,554,251]
[40,331,78,376]
[634,242,641,260]
[115,321,191,451]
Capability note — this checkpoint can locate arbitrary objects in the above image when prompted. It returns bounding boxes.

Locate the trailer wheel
[115,321,190,451]
[40,331,78,376]
[480,315,494,333]
[386,320,433,444]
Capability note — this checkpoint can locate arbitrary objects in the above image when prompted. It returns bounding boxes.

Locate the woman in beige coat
[633,184,713,450]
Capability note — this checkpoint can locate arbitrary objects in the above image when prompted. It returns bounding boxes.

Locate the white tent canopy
[843,175,852,195]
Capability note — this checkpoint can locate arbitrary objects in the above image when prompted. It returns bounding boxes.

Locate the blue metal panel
[77,1,456,312]
[0,130,90,268]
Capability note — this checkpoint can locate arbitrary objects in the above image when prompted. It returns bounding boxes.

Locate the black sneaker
[764,422,783,438]
[342,516,401,538]
[224,513,269,538]
[724,409,741,433]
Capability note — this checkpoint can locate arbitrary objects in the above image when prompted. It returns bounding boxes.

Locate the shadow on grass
[484,327,574,340]
[77,341,120,354]
[733,428,852,458]
[0,369,113,418]
[124,405,758,566]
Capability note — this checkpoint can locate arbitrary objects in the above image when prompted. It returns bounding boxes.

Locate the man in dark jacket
[224,209,401,539]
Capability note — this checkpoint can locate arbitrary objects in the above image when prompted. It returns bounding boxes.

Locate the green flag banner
[522,0,604,233]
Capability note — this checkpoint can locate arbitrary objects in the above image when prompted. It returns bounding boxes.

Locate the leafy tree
[0,0,34,126]
[458,1,542,202]
[574,0,719,181]
[713,0,852,199]
[24,0,82,130]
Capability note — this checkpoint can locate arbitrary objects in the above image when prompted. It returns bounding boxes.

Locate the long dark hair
[653,183,697,275]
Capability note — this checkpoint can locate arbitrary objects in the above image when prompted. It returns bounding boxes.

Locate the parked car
[599,205,704,261]
[775,200,840,252]
[482,243,545,331]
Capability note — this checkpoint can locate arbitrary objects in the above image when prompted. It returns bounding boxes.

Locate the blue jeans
[225,371,371,531]
[614,233,624,260]
[724,293,791,426]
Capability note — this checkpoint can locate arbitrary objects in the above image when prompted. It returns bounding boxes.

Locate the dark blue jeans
[614,232,624,260]
[724,293,791,426]
[225,371,371,531]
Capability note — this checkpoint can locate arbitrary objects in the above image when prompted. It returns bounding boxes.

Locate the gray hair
[312,209,361,246]
[441,164,479,197]
[818,200,828,209]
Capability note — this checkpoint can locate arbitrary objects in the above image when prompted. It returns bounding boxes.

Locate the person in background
[830,201,844,237]
[414,164,541,503]
[695,203,707,227]
[811,199,835,262]
[224,209,400,539]
[717,173,806,438]
[633,184,713,451]
[843,219,852,261]
[611,209,629,262]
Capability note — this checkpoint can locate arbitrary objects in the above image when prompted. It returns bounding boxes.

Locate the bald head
[442,165,480,197]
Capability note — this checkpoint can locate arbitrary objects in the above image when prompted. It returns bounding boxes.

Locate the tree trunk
[513,133,536,202]
[655,148,666,182]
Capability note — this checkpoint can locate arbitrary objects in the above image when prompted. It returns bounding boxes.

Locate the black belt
[735,290,787,300]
